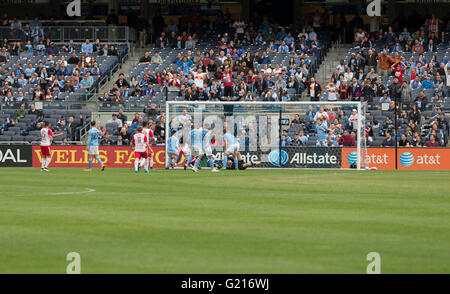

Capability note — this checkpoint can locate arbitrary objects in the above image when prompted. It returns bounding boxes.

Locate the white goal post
[165,101,367,170]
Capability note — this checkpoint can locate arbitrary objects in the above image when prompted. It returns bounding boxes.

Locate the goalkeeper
[220,152,260,170]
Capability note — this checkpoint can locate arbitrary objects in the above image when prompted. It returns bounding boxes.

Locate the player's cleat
[135,170,139,174]
[101,165,105,171]
[83,169,92,172]
[145,170,149,174]
[211,169,219,173]
[220,167,226,170]
[192,167,199,172]
[41,168,49,172]
[253,161,261,166]
[184,165,187,170]
[165,167,169,170]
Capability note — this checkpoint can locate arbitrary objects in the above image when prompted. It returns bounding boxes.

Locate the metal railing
[0,26,136,43]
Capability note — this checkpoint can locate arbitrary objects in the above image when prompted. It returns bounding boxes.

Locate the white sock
[144,158,149,171]
[139,158,145,168]
[134,159,139,171]
[45,157,51,168]
[41,157,46,168]
[150,157,154,168]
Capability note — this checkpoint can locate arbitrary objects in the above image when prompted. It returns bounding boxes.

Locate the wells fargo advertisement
[32,146,166,169]
[342,147,450,170]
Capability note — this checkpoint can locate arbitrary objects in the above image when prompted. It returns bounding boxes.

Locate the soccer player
[131,126,152,173]
[85,121,105,172]
[142,121,155,170]
[166,130,180,169]
[202,124,219,173]
[221,129,240,170]
[225,152,260,170]
[189,126,204,172]
[39,121,62,172]
[177,140,195,170]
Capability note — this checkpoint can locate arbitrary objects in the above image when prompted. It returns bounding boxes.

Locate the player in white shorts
[142,121,155,170]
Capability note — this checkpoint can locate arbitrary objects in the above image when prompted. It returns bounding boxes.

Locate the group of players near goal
[39,120,256,172]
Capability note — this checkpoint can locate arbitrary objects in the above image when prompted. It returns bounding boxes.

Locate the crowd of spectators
[0,34,121,104]
[319,19,449,147]
[100,23,327,103]
[100,106,166,146]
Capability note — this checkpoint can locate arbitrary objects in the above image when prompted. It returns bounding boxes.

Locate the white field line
[51,188,96,196]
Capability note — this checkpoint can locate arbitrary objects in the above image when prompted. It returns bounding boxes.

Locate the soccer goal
[165,101,368,170]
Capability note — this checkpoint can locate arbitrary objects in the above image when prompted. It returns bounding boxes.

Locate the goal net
[166,101,368,170]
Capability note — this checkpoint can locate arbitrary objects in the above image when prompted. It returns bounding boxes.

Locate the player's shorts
[191,145,204,157]
[135,151,148,159]
[87,146,99,155]
[203,145,213,157]
[181,145,191,157]
[167,151,178,158]
[40,146,51,156]
[225,143,240,155]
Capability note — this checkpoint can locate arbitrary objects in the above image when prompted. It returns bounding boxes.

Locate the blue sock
[88,158,92,169]
[194,157,201,169]
[209,158,215,170]
[234,157,239,170]
[223,155,228,168]
[186,156,192,167]
[96,157,103,167]
[166,158,172,168]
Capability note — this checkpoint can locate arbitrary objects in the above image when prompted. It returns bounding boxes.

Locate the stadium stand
[316,24,450,147]
[0,16,130,143]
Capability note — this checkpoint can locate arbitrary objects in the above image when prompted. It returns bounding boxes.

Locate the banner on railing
[32,146,166,169]
[342,147,450,170]
[0,145,32,167]
[0,145,442,170]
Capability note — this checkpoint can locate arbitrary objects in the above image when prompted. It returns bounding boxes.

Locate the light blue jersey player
[221,130,240,171]
[85,121,105,172]
[166,130,180,169]
[189,127,204,172]
[199,124,218,173]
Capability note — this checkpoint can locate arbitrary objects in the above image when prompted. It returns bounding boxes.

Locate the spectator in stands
[107,113,123,130]
[377,50,394,76]
[108,45,118,56]
[65,115,83,141]
[100,132,113,146]
[15,103,27,120]
[307,77,321,101]
[398,134,410,147]
[426,134,440,147]
[115,73,129,89]
[117,108,127,125]
[151,51,163,64]
[338,129,355,147]
[81,39,93,54]
[421,75,435,89]
[140,51,151,64]
[68,52,79,65]
[381,131,395,147]
[154,116,166,143]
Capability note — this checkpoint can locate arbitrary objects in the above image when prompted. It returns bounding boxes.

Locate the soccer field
[0,168,449,274]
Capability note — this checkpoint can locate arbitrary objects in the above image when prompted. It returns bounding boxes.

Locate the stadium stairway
[97,48,147,98]
[315,44,353,87]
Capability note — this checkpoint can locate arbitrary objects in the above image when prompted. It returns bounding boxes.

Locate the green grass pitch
[0,168,449,274]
